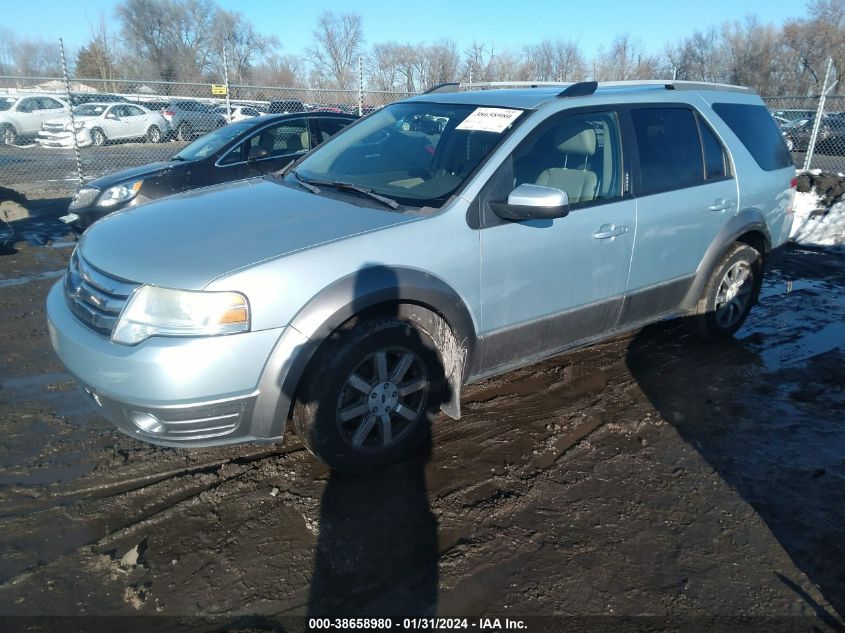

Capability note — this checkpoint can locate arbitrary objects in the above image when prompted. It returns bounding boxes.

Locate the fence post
[358,56,363,116]
[804,58,837,171]
[59,38,84,185]
[222,46,232,118]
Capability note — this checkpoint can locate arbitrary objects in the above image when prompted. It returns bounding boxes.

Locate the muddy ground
[0,235,843,632]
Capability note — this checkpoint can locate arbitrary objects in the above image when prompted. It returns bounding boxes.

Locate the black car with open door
[62,111,356,231]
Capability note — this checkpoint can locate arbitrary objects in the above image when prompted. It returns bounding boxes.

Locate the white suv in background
[0,94,69,145]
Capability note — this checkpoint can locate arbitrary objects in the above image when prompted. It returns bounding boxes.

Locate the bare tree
[523,39,587,82]
[212,9,278,85]
[593,34,660,81]
[76,17,121,88]
[252,53,306,88]
[307,11,363,89]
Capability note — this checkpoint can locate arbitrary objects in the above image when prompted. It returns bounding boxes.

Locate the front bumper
[37,128,92,148]
[46,281,307,447]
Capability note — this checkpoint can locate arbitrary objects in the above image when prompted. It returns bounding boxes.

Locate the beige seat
[535,122,598,203]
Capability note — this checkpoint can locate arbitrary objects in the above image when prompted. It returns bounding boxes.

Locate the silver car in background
[47,80,795,471]
[37,102,169,147]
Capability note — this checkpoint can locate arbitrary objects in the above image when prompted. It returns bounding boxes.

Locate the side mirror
[247,146,269,161]
[490,183,570,221]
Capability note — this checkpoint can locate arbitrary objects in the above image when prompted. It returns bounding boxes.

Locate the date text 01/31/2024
[307,618,527,630]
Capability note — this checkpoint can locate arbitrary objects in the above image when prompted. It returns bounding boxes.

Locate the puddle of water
[0,269,64,288]
[742,275,845,369]
[1,371,94,421]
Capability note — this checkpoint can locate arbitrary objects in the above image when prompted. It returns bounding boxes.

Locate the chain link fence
[5,67,845,209]
[762,95,845,175]
[0,73,412,205]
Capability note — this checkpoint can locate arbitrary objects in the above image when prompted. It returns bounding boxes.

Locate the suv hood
[79,178,418,289]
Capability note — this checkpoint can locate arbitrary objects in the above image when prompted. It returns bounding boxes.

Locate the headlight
[68,186,100,210]
[97,181,143,208]
[112,286,250,345]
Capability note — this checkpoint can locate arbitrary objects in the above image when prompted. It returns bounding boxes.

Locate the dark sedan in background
[61,111,356,231]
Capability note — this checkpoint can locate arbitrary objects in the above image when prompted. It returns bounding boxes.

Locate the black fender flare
[681,208,772,310]
[259,266,478,428]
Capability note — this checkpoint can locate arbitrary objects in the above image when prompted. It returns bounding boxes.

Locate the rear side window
[698,117,728,179]
[711,103,792,171]
[631,107,703,194]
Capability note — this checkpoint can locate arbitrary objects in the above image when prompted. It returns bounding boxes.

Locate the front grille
[43,122,66,133]
[69,187,100,210]
[64,249,138,337]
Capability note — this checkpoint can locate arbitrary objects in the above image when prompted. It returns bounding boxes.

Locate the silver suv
[47,81,795,471]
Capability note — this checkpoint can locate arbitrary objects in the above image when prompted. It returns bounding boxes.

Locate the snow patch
[790,189,845,246]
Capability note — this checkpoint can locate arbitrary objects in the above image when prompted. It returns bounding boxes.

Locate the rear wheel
[91,128,107,146]
[1,124,17,146]
[176,122,192,142]
[684,243,761,339]
[292,317,446,472]
[146,125,161,143]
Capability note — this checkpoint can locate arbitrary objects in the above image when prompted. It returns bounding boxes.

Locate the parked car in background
[47,81,795,471]
[61,111,356,230]
[212,104,262,122]
[37,102,168,147]
[771,108,816,123]
[269,99,306,114]
[0,94,69,145]
[68,92,128,107]
[779,112,845,152]
[148,99,227,141]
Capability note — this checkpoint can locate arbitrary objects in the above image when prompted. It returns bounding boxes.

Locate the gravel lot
[0,235,843,632]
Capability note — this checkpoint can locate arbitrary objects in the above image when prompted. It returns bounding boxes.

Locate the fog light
[131,411,164,433]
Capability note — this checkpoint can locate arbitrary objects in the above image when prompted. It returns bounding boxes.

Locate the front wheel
[91,128,107,146]
[1,124,17,146]
[784,136,795,152]
[684,243,761,339]
[146,125,161,143]
[292,317,446,472]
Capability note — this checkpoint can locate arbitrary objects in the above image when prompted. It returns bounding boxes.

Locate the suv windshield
[293,102,525,207]
[173,119,257,161]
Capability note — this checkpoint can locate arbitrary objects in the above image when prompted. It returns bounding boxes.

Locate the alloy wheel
[714,260,753,328]
[336,347,429,451]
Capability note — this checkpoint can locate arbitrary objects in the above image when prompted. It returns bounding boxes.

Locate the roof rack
[557,81,598,98]
[422,79,754,97]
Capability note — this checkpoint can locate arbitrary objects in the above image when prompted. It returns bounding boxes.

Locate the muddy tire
[292,317,446,472]
[146,125,162,143]
[685,243,761,340]
[91,128,107,146]
[1,124,17,146]
[176,123,192,142]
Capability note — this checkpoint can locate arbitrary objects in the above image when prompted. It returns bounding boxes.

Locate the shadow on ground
[626,246,845,624]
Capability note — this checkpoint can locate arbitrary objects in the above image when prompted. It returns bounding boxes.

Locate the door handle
[592,223,629,240]
[709,198,736,211]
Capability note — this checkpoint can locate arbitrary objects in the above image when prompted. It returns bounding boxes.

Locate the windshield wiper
[274,159,296,177]
[291,170,320,194]
[296,175,399,210]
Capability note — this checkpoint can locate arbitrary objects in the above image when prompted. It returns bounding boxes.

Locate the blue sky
[14,0,805,57]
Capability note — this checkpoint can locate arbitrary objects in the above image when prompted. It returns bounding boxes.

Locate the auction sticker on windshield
[456,107,523,133]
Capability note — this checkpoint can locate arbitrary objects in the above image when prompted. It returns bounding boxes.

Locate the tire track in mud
[0,443,308,587]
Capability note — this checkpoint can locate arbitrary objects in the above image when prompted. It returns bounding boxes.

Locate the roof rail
[557,81,598,98]
[424,82,461,94]
[596,79,753,94]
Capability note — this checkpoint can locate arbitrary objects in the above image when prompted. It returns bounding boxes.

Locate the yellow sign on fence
[211,84,228,96]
